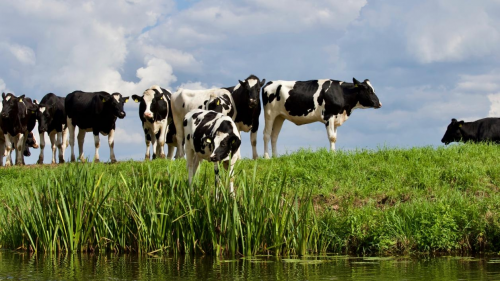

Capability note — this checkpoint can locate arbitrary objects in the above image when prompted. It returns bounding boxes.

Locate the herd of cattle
[1,74,498,185]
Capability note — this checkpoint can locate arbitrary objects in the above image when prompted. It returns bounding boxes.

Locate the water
[1,251,500,280]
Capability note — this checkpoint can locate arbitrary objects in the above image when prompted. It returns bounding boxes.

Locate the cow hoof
[110,159,117,164]
[159,154,166,159]
[71,156,76,162]
[33,144,39,149]
[5,162,12,167]
[37,159,43,164]
[94,159,100,163]
[264,154,270,159]
[59,159,65,164]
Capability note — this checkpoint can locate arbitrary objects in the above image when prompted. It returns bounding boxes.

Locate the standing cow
[132,85,176,160]
[171,88,235,158]
[183,109,241,192]
[262,78,382,158]
[1,93,29,166]
[441,118,500,144]
[222,75,265,159]
[66,91,128,163]
[36,93,68,164]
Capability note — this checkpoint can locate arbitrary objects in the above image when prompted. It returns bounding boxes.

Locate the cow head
[100,93,128,119]
[1,93,25,119]
[208,121,241,162]
[441,118,465,145]
[37,103,57,132]
[352,78,382,109]
[237,75,265,109]
[205,93,234,116]
[132,88,165,121]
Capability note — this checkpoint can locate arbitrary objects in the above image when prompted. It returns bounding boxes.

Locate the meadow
[1,143,500,256]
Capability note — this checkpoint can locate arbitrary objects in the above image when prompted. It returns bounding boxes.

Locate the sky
[1,0,500,164]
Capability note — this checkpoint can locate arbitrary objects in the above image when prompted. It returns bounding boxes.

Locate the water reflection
[1,251,500,280]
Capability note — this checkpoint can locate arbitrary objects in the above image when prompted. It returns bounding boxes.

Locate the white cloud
[9,44,36,65]
[0,79,6,92]
[114,127,144,144]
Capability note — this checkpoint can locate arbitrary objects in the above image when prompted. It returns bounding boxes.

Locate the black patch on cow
[317,81,330,106]
[183,118,188,126]
[198,105,202,109]
[265,85,281,106]
[182,102,185,108]
[166,122,177,144]
[187,134,190,140]
[284,80,320,117]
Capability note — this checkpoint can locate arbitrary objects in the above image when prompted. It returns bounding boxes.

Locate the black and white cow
[23,131,39,157]
[183,109,241,192]
[171,88,235,158]
[441,118,500,145]
[132,85,176,160]
[36,93,68,164]
[1,93,29,166]
[262,78,382,158]
[65,91,129,163]
[222,75,265,159]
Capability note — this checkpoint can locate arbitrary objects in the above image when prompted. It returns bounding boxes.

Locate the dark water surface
[1,251,500,280]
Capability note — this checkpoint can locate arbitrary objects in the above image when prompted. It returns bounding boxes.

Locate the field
[1,143,500,256]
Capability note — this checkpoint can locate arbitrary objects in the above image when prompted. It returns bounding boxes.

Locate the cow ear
[99,94,111,103]
[1,93,5,100]
[18,94,26,102]
[261,79,266,87]
[458,121,465,127]
[238,80,246,86]
[33,99,39,105]
[451,118,457,123]
[132,95,141,103]
[230,136,241,153]
[122,96,129,103]
[353,78,361,87]
[203,137,212,147]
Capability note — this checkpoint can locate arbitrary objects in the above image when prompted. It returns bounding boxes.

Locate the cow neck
[460,122,479,142]
[340,83,360,116]
[6,104,26,134]
[228,86,250,119]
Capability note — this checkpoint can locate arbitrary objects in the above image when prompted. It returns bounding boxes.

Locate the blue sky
[1,0,500,163]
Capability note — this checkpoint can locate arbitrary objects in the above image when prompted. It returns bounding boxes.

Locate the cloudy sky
[1,0,500,163]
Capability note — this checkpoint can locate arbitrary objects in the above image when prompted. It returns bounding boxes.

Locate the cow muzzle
[118,111,126,119]
[144,112,153,119]
[210,155,218,162]
[249,99,258,108]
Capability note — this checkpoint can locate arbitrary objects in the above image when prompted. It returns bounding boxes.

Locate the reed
[1,143,500,255]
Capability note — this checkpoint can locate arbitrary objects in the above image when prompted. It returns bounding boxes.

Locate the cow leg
[93,134,100,163]
[108,129,117,163]
[270,116,285,158]
[144,129,151,160]
[173,117,185,159]
[0,136,4,167]
[157,121,167,158]
[37,132,45,164]
[15,134,25,166]
[68,117,77,162]
[58,128,68,163]
[263,115,275,159]
[77,129,86,162]
[150,132,158,160]
[326,117,337,151]
[49,131,57,164]
[166,144,175,160]
[250,130,258,160]
[4,134,12,167]
[186,148,195,185]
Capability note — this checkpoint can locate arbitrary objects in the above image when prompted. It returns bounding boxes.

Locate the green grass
[1,143,500,255]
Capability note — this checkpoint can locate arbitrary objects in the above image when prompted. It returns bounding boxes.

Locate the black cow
[262,78,382,158]
[132,85,176,160]
[36,93,68,164]
[66,91,129,163]
[1,93,29,166]
[441,118,500,145]
[222,74,265,159]
[183,109,241,192]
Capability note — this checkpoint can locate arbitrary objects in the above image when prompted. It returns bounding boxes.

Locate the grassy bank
[1,143,500,255]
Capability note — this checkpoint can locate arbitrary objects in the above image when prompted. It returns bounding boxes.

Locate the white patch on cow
[113,94,120,102]
[233,83,241,91]
[353,102,370,109]
[366,80,375,93]
[150,85,162,92]
[39,106,46,113]
[142,89,155,117]
[247,79,258,88]
[5,95,11,101]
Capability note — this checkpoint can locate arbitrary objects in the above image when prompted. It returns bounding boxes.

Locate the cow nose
[378,102,382,108]
[144,112,153,118]
[119,111,126,118]
[210,155,218,162]
[249,99,257,107]
[1,113,8,118]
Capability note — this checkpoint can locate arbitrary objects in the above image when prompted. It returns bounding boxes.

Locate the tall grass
[1,143,500,255]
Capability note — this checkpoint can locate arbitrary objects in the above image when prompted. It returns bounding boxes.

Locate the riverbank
[1,144,500,255]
